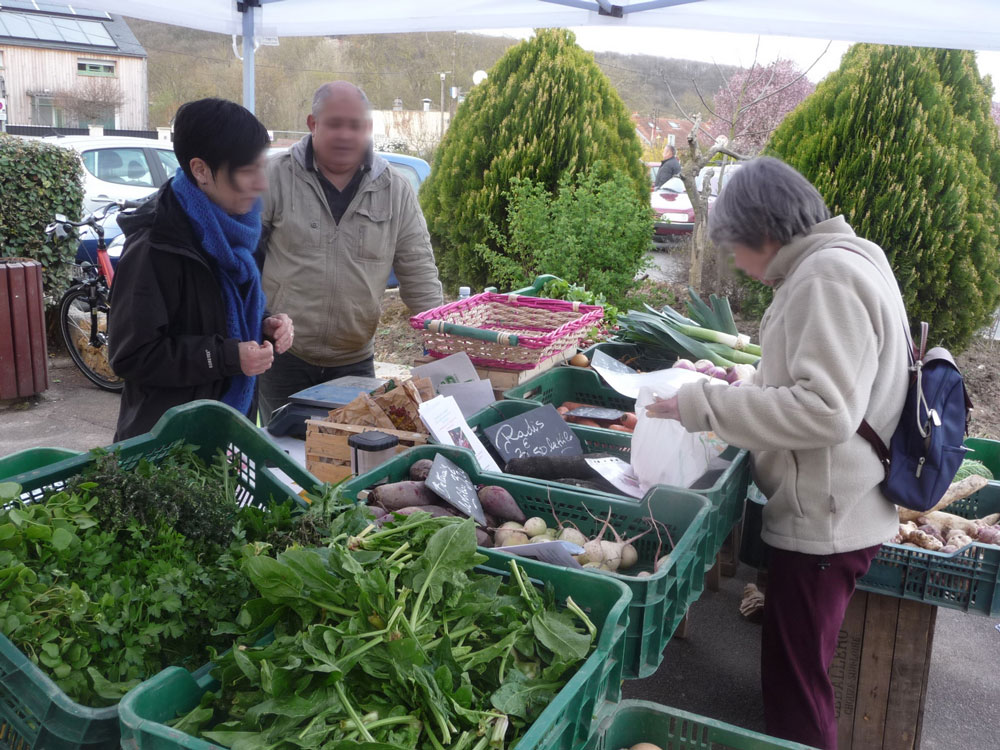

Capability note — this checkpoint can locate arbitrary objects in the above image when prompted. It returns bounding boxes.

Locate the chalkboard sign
[483,404,584,462]
[566,406,625,421]
[424,454,486,526]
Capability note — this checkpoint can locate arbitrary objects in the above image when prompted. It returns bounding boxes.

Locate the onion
[693,359,715,373]
[727,363,757,384]
[672,358,696,371]
[707,365,729,381]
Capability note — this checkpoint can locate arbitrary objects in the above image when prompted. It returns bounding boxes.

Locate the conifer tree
[420,29,646,291]
[768,44,1000,350]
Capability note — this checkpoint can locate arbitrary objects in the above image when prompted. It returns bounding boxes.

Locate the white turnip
[523,517,548,538]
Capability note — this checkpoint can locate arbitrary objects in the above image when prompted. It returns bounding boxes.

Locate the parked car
[44,135,177,214]
[650,163,743,246]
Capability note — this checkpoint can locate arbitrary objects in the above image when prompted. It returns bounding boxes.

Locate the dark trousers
[257,350,376,425]
[761,545,880,750]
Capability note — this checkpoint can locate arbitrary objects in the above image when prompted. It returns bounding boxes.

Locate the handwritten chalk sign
[424,453,486,526]
[566,406,625,421]
[483,404,584,462]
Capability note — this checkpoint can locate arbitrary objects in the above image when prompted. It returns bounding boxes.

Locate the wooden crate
[305,420,428,484]
[413,347,575,401]
[829,590,936,750]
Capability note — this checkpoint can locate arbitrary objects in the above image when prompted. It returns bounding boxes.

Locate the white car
[43,135,178,214]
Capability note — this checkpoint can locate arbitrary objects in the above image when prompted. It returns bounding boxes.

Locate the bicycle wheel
[59,284,124,392]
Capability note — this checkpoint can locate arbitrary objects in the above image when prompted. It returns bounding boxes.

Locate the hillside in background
[126,19,734,132]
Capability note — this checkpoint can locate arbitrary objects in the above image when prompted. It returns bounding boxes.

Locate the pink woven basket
[410,292,604,370]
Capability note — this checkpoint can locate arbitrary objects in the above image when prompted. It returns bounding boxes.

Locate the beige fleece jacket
[677,216,908,554]
[260,136,443,367]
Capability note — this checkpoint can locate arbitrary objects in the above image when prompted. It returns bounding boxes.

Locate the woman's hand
[645,394,681,421]
[239,340,274,376]
[262,314,294,354]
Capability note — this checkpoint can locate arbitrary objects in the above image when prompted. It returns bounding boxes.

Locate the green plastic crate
[117,549,632,750]
[341,445,710,680]
[586,700,816,749]
[0,401,320,750]
[964,437,1000,479]
[858,483,1000,615]
[0,448,78,482]
[577,341,676,373]
[489,382,750,572]
[504,367,636,415]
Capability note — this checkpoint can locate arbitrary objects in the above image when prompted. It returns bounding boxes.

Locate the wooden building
[0,3,147,130]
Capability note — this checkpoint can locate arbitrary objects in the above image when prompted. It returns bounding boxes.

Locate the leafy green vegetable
[176,512,597,749]
[954,459,994,482]
[0,445,346,707]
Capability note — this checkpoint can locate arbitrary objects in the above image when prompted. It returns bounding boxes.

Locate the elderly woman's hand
[645,394,681,421]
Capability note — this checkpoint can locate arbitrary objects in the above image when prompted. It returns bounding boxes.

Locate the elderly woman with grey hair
[647,157,909,749]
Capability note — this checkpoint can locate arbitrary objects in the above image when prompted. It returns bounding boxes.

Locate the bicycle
[45,199,145,392]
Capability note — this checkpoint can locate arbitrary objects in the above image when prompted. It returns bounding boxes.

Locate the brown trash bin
[0,258,49,399]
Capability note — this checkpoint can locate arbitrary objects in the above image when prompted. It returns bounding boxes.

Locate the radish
[620,543,639,569]
[672,358,696,371]
[523,517,548,538]
[582,539,605,565]
[727,363,756,384]
[495,529,529,547]
[558,527,588,547]
[693,359,715,373]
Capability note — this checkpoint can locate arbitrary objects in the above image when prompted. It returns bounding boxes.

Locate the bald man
[257,82,443,423]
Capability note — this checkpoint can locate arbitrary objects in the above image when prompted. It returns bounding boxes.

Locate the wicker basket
[410,292,603,370]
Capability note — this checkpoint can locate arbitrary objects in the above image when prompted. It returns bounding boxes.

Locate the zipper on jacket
[916,457,925,478]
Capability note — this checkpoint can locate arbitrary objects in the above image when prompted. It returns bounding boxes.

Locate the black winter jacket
[109,184,244,440]
[654,156,681,187]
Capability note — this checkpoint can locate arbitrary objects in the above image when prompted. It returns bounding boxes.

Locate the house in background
[632,113,699,150]
[0,2,146,130]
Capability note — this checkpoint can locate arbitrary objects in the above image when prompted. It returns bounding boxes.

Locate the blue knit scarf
[170,168,264,415]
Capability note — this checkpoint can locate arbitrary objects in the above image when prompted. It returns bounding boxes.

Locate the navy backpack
[856,321,973,512]
[841,246,973,512]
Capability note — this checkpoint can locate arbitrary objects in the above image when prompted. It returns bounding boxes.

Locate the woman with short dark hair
[109,98,293,440]
[647,156,909,750]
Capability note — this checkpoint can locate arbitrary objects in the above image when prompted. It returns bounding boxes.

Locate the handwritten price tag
[424,453,486,526]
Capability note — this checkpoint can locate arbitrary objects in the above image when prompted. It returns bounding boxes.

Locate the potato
[523,517,548,538]
[495,529,529,547]
[569,353,590,367]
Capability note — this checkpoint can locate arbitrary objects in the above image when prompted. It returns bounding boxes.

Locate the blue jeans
[257,351,375,425]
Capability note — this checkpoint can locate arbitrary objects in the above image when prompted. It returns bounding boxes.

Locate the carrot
[560,401,585,411]
[621,412,638,430]
[609,424,632,433]
[556,405,570,416]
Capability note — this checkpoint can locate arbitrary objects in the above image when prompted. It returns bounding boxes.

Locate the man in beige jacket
[258,82,443,421]
[648,158,907,750]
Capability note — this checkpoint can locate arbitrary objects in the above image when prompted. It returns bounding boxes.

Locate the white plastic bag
[631,383,728,490]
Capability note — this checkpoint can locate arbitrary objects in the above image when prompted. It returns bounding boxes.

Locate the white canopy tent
[83,0,1000,113]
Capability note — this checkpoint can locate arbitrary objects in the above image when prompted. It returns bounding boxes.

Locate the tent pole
[241,2,256,113]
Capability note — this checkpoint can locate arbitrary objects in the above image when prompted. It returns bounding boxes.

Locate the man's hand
[239,340,274,376]
[262,314,294,354]
[645,394,681,421]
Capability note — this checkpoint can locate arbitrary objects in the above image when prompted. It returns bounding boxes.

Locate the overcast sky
[476,27,1000,92]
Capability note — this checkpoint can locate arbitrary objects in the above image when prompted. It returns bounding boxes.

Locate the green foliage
[767,44,1000,351]
[0,135,84,305]
[171,509,596,748]
[471,168,651,307]
[421,29,648,292]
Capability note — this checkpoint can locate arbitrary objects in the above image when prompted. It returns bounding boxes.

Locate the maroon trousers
[761,545,880,750]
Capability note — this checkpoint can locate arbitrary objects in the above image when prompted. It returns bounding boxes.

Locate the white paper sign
[411,352,480,393]
[418,395,503,473]
[585,456,646,499]
[439,379,496,418]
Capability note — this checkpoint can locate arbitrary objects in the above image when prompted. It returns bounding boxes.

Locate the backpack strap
[836,246,922,477]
